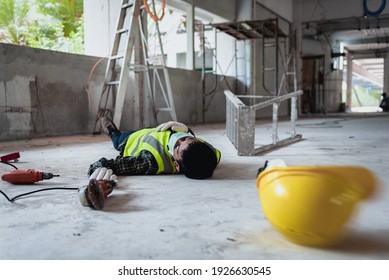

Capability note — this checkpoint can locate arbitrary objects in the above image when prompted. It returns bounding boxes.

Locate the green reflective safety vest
[123,128,221,174]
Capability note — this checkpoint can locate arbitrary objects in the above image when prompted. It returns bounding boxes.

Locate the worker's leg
[111,131,136,150]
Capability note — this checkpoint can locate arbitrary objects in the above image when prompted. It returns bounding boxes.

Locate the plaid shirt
[88,150,159,176]
[88,128,197,176]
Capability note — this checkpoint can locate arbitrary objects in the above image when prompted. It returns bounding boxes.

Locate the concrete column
[186,5,194,70]
[293,0,302,113]
[346,52,353,111]
[384,52,389,94]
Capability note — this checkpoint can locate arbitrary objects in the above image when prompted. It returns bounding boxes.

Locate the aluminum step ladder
[93,0,177,134]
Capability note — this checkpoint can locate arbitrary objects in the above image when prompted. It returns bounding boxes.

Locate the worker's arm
[88,150,158,176]
[156,121,189,132]
[155,121,195,136]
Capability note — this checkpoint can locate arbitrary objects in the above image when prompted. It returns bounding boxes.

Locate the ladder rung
[107,81,120,86]
[110,54,124,60]
[122,2,134,9]
[157,108,173,112]
[264,43,276,47]
[116,28,129,34]
[286,72,296,75]
[97,108,111,114]
[264,68,275,71]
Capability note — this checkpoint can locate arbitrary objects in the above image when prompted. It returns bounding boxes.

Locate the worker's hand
[89,167,117,182]
[88,157,109,177]
[156,121,188,132]
[79,167,117,209]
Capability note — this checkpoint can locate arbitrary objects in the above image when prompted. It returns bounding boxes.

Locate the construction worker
[88,117,221,179]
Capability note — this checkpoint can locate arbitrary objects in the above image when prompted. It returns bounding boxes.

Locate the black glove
[88,157,109,177]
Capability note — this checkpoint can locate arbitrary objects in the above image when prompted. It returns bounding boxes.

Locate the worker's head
[172,136,218,179]
[382,92,387,97]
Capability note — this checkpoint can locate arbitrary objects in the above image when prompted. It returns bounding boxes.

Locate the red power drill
[1,169,60,184]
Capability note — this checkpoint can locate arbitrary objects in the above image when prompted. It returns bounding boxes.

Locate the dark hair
[176,141,217,179]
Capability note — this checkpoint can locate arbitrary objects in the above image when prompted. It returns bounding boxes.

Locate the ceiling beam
[352,60,383,87]
[303,15,389,34]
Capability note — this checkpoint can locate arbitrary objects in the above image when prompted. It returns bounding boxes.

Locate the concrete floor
[0,114,388,260]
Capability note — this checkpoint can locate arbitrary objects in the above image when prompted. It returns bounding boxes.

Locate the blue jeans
[111,130,136,151]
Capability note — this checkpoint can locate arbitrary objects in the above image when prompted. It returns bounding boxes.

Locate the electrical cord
[1,161,17,170]
[0,187,79,203]
[143,0,165,22]
[0,162,79,203]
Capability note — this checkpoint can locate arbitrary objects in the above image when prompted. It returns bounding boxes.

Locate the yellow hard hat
[256,163,377,247]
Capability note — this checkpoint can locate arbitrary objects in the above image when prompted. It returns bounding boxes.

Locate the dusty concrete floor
[0,114,388,260]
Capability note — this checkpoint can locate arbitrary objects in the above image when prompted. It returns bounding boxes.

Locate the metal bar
[291,96,297,137]
[272,102,279,144]
[138,14,157,124]
[151,0,177,121]
[224,89,303,156]
[224,90,246,107]
[236,95,273,99]
[251,90,302,110]
[254,134,302,154]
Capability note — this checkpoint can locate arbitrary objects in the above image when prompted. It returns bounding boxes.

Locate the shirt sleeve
[89,150,158,176]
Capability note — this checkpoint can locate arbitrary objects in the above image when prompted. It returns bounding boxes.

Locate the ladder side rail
[151,0,177,121]
[154,70,171,111]
[104,0,131,85]
[93,0,132,133]
[274,18,279,97]
[138,13,158,123]
[113,0,142,127]
[251,90,303,110]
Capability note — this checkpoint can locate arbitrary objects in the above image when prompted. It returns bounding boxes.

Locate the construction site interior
[1,0,389,261]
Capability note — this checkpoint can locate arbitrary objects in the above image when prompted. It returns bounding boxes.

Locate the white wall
[84,0,121,57]
[172,0,236,21]
[257,0,293,22]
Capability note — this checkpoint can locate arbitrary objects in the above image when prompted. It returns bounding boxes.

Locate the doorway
[301,55,325,114]
[343,57,383,112]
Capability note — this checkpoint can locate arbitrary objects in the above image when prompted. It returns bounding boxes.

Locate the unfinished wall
[0,43,104,141]
[118,67,230,131]
[154,68,230,125]
[0,43,229,142]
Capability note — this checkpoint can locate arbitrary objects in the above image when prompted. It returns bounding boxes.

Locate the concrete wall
[0,43,229,142]
[159,68,231,125]
[0,43,104,141]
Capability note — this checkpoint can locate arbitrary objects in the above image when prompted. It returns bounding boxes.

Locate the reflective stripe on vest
[123,128,176,174]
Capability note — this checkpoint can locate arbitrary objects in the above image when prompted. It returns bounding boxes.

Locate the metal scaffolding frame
[210,18,303,155]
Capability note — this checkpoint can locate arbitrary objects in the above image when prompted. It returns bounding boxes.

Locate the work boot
[100,116,120,136]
